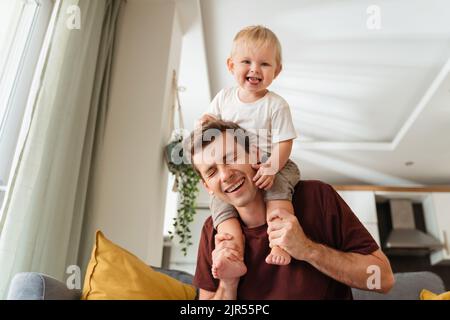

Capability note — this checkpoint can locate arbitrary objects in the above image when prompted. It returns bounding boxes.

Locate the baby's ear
[274,64,282,78]
[226,57,235,74]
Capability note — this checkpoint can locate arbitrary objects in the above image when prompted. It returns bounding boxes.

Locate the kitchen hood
[385,199,443,254]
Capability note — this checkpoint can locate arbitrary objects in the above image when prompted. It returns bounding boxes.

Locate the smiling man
[189,120,394,300]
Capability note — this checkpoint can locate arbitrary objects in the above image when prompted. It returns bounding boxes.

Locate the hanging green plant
[165,131,200,256]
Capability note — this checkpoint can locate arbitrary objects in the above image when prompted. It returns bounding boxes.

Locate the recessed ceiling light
[405,161,414,166]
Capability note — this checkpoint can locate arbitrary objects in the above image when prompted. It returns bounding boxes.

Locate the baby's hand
[196,114,217,128]
[252,163,277,190]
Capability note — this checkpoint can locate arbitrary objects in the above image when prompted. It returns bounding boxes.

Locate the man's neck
[235,191,267,228]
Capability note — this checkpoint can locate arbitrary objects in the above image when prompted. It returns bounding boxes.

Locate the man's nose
[218,166,234,183]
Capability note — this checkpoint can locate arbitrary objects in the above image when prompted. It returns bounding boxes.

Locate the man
[189,120,394,299]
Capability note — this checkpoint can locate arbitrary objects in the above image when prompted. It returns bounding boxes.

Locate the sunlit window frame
[0,0,55,209]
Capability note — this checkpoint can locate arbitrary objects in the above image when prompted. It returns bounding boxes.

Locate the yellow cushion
[82,230,197,300]
[420,289,450,300]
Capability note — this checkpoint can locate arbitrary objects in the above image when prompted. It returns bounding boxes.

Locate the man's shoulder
[295,180,334,192]
[293,180,336,201]
[203,215,213,226]
[201,216,214,233]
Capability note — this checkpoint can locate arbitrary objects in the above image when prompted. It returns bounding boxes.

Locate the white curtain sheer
[0,0,122,298]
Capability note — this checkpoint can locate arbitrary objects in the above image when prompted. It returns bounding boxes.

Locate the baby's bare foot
[265,246,291,265]
[212,255,247,279]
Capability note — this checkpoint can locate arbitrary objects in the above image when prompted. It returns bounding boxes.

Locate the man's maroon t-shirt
[193,180,380,299]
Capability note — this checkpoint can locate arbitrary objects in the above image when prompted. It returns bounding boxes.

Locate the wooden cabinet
[423,193,450,265]
[336,186,450,265]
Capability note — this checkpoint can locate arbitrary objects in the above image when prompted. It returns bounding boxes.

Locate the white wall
[175,0,211,131]
[168,183,210,274]
[78,0,183,273]
[163,0,211,235]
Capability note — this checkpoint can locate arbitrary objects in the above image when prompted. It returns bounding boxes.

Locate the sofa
[6,269,445,300]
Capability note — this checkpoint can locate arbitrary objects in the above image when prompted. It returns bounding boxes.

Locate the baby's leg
[265,200,294,265]
[213,218,247,279]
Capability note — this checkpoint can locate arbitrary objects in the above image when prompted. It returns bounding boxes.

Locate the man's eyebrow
[204,164,214,173]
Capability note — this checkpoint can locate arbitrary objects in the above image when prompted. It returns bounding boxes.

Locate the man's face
[193,132,259,208]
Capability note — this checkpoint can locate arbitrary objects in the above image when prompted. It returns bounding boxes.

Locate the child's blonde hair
[231,25,282,67]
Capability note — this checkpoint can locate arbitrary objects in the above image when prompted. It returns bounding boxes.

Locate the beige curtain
[0,0,123,298]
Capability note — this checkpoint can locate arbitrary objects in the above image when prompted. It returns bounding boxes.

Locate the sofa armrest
[7,272,81,300]
[352,271,445,300]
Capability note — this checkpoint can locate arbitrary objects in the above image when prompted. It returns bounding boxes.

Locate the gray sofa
[6,269,445,300]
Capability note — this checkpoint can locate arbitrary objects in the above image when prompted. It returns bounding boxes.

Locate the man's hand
[213,233,243,263]
[199,233,242,300]
[251,163,276,190]
[212,233,246,280]
[267,209,395,293]
[267,209,313,261]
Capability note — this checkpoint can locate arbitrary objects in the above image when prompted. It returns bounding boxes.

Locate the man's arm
[197,233,242,300]
[199,280,239,300]
[304,245,394,293]
[267,210,395,294]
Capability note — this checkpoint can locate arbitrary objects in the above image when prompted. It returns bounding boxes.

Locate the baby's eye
[241,60,250,64]
[261,62,271,67]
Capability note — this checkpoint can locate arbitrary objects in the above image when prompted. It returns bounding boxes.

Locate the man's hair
[231,25,282,67]
[188,120,251,176]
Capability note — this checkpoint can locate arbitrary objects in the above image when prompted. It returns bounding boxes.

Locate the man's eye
[207,169,216,177]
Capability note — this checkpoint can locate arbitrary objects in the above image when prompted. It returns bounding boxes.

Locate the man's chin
[225,192,254,208]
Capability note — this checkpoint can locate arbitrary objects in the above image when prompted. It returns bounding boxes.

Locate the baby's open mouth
[224,178,245,193]
[246,76,261,84]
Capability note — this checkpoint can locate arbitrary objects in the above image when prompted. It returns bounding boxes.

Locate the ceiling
[177,0,450,185]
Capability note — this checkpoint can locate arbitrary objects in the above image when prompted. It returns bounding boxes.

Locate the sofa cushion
[82,230,196,300]
[153,267,194,286]
[352,271,445,300]
[7,272,81,300]
[420,289,450,300]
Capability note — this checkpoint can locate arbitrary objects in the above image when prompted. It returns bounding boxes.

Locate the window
[0,0,54,209]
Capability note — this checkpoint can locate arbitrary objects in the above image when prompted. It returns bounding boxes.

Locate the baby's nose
[250,63,260,72]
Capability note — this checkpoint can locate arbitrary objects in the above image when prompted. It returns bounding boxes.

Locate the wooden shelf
[333,185,450,193]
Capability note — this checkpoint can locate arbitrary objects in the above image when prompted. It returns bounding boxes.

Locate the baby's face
[228,43,280,97]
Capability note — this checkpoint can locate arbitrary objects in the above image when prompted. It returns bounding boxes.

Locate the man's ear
[201,180,213,195]
[274,64,282,79]
[227,57,235,74]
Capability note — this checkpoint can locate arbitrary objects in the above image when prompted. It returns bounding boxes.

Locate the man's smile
[224,177,245,193]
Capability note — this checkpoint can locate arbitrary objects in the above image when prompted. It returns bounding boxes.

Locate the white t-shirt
[206,87,297,154]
